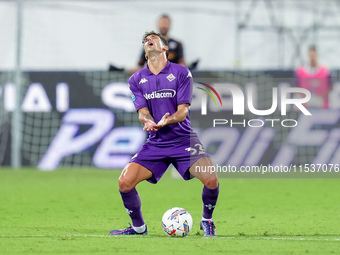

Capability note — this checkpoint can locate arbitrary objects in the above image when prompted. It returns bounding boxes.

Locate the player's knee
[202,178,219,189]
[118,176,136,192]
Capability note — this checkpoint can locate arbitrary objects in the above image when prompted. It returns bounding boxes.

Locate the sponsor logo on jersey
[187,71,192,78]
[144,89,176,100]
[166,73,176,82]
[139,78,148,84]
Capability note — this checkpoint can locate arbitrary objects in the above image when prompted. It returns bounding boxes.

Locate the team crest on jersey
[139,78,148,84]
[166,73,176,82]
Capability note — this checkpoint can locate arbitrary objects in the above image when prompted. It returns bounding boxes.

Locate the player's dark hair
[142,30,168,46]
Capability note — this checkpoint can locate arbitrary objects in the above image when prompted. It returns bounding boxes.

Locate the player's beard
[146,52,162,62]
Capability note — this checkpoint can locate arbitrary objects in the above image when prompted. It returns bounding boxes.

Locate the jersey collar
[145,61,171,76]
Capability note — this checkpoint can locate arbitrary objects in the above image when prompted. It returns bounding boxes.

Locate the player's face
[157,17,171,36]
[143,34,166,54]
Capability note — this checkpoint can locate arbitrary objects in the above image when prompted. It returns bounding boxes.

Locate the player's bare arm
[156,104,189,128]
[138,107,158,131]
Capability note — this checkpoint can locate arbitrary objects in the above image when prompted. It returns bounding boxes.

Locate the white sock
[201,217,212,221]
[133,224,146,233]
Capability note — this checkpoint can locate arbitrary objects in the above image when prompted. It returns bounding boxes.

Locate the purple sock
[202,184,219,219]
[120,188,145,227]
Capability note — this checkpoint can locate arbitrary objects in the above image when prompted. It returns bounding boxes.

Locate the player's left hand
[156,113,170,128]
[139,117,158,131]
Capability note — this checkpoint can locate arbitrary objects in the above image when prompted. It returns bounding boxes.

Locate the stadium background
[0,0,340,170]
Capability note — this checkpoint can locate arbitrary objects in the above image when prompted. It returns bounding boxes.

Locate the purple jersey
[129,61,194,144]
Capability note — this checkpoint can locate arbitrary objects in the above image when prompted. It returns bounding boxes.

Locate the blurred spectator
[295,46,332,109]
[110,14,199,73]
[126,14,186,74]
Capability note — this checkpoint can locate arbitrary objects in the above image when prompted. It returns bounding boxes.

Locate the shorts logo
[166,73,176,82]
[139,78,148,84]
[144,89,176,100]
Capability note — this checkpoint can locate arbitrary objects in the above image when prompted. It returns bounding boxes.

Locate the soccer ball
[162,207,193,237]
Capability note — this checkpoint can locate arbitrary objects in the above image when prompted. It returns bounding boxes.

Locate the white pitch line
[0,235,339,241]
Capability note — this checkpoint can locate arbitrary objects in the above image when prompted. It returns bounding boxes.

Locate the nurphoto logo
[196,83,312,128]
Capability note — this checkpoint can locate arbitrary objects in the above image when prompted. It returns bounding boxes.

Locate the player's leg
[189,157,219,236]
[118,162,153,192]
[109,162,152,235]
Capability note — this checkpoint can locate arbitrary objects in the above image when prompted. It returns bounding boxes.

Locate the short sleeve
[177,68,192,105]
[129,75,148,111]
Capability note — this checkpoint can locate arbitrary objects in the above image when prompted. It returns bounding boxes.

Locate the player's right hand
[139,117,158,132]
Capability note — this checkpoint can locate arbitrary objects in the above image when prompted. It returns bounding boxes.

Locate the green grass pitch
[0,168,339,254]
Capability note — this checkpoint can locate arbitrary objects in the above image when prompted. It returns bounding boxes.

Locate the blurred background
[2,0,340,70]
[0,0,339,170]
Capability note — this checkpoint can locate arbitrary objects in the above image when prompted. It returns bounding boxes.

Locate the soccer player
[109,31,219,236]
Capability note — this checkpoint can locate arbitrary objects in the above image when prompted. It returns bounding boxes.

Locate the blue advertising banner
[0,71,339,171]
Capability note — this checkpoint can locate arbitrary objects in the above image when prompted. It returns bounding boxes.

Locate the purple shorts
[130,137,210,184]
